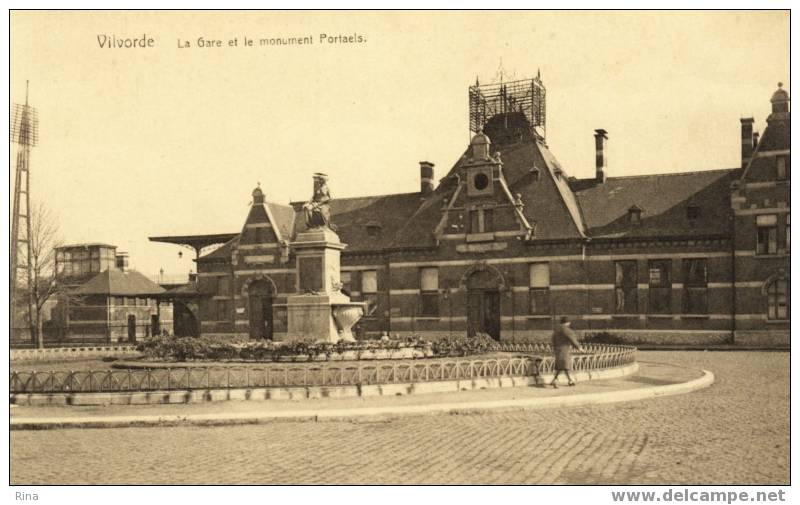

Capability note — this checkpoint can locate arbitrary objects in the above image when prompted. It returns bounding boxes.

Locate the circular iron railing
[10,344,636,394]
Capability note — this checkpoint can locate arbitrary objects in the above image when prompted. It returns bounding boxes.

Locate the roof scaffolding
[468,76,546,139]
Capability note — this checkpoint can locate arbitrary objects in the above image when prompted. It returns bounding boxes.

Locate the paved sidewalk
[11,360,707,429]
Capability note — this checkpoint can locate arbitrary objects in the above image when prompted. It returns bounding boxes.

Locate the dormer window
[530,166,540,181]
[687,206,700,220]
[628,205,643,224]
[776,156,788,181]
[365,221,382,237]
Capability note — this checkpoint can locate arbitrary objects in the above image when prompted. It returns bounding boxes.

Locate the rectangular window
[361,270,377,294]
[469,210,480,234]
[682,258,708,314]
[776,156,787,181]
[529,263,550,315]
[767,280,789,320]
[216,299,229,321]
[362,270,378,315]
[615,261,638,313]
[483,208,494,232]
[756,214,778,255]
[217,276,230,294]
[419,267,439,317]
[648,259,672,314]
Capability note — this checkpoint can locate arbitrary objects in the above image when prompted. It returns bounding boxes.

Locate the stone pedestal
[293,227,344,295]
[284,227,367,344]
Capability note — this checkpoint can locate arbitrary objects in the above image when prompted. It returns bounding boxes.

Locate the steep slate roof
[485,112,586,238]
[392,114,589,247]
[268,202,296,241]
[343,111,741,248]
[164,282,200,296]
[572,169,740,238]
[75,269,166,296]
[185,108,753,255]
[291,193,424,252]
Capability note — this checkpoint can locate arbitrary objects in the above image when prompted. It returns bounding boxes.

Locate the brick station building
[154,78,790,346]
[45,244,174,344]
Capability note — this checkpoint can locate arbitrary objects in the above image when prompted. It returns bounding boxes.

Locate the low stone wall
[10,345,141,363]
[733,330,790,347]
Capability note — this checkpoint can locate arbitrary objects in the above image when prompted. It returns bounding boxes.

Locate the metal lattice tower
[468,72,547,139]
[10,81,39,339]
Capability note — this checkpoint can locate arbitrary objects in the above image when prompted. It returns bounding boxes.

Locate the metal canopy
[149,233,239,263]
[149,233,238,250]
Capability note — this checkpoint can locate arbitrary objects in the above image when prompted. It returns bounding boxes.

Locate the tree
[20,201,62,348]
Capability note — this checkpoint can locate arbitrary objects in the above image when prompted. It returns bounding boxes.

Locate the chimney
[594,129,608,183]
[419,161,435,195]
[115,252,129,272]
[740,118,754,168]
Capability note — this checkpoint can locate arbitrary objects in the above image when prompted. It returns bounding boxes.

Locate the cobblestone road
[11,352,789,485]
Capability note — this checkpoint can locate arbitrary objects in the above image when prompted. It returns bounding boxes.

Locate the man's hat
[559,316,569,324]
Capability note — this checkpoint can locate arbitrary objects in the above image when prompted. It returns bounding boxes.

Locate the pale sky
[10,11,790,279]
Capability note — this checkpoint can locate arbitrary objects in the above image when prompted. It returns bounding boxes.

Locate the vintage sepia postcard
[7,8,791,500]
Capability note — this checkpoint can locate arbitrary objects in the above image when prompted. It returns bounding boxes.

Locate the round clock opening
[474,173,490,190]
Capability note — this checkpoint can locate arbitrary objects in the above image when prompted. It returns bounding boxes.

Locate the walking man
[550,316,584,388]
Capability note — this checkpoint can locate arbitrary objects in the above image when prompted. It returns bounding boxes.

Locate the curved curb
[10,368,714,430]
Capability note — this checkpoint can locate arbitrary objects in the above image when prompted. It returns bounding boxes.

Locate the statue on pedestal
[303,173,332,229]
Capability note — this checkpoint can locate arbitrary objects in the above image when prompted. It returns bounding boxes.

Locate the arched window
[766,279,789,320]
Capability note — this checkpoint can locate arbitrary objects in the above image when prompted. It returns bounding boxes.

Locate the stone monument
[284,174,368,343]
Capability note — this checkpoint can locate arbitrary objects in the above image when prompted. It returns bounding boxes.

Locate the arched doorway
[173,301,199,337]
[464,265,504,340]
[247,279,274,340]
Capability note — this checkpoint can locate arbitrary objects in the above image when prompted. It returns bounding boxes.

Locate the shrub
[582,332,626,345]
[135,333,492,362]
[431,333,493,357]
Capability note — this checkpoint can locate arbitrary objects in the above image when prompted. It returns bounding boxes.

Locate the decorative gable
[237,185,286,265]
[433,131,534,245]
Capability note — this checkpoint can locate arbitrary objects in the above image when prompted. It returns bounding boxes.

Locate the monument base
[284,292,367,344]
[285,219,368,344]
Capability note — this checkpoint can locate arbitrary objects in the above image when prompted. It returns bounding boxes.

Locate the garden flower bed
[133,333,497,363]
